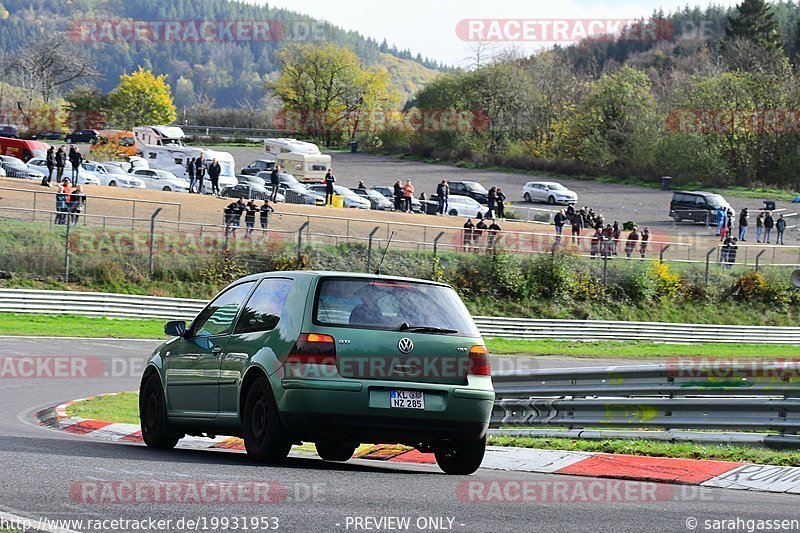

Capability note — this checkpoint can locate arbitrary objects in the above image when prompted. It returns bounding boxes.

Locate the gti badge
[398,338,414,354]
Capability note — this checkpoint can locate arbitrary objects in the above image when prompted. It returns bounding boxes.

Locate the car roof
[674,191,721,197]
[234,270,451,288]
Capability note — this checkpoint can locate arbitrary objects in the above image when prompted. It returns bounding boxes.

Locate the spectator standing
[612,221,621,255]
[764,211,775,243]
[54,184,67,224]
[68,184,85,225]
[716,206,726,236]
[474,216,487,251]
[402,179,414,212]
[393,180,403,211]
[756,211,765,242]
[462,218,474,252]
[496,188,506,220]
[186,157,196,193]
[69,147,83,183]
[195,156,206,194]
[738,207,749,241]
[776,215,787,245]
[726,209,734,237]
[624,227,639,258]
[437,180,449,215]
[726,237,738,268]
[42,146,54,186]
[225,198,245,238]
[259,199,275,236]
[324,169,336,206]
[640,227,651,258]
[570,212,583,246]
[244,199,257,238]
[208,158,221,196]
[553,209,566,241]
[590,228,601,258]
[355,180,367,193]
[55,147,67,182]
[594,214,605,230]
[487,187,497,218]
[719,219,728,242]
[270,166,280,202]
[601,224,613,257]
[487,219,501,253]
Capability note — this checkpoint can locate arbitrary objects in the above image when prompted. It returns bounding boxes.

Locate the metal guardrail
[1,289,800,344]
[491,362,800,435]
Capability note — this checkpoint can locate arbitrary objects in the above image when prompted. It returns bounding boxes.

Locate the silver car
[522,181,577,205]
[2,155,45,180]
[133,169,190,192]
[26,158,100,186]
[81,162,146,188]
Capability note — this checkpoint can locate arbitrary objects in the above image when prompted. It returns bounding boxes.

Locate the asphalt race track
[1,337,798,533]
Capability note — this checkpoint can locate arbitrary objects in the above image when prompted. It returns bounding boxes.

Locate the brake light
[286,333,337,366]
[467,345,491,376]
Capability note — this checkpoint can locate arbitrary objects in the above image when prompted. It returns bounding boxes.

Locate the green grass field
[66,392,799,466]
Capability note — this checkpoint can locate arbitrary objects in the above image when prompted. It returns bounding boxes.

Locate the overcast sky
[260,0,738,66]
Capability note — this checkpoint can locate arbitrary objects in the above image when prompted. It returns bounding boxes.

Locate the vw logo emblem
[398,338,414,354]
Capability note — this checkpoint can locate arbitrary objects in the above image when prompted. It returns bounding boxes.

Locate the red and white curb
[35,394,800,494]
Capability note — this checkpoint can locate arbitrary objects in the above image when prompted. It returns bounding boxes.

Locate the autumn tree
[108,68,177,130]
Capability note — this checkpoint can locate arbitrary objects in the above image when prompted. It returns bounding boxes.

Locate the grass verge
[488,435,800,466]
[0,314,166,338]
[66,393,797,465]
[66,391,139,425]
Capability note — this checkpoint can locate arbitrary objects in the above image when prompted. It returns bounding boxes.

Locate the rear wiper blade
[399,323,458,334]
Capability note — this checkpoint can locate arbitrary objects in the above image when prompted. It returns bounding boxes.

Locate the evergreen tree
[725,0,783,52]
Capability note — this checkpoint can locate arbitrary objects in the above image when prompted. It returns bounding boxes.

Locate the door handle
[211,346,222,356]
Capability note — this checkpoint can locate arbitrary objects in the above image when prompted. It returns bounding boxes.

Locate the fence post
[297,221,309,261]
[366,226,380,272]
[131,201,136,230]
[602,238,609,286]
[705,247,716,284]
[433,231,446,257]
[659,244,671,262]
[754,249,766,272]
[64,214,72,283]
[149,208,163,279]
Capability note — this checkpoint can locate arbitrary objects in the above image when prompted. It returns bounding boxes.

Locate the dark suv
[65,129,99,144]
[241,159,276,176]
[669,191,734,223]
[448,181,489,204]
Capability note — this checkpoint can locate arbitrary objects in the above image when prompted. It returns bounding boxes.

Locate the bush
[731,271,769,302]
[613,262,657,303]
[525,253,573,300]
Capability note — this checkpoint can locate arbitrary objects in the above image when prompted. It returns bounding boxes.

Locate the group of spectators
[732,207,788,245]
[549,205,653,259]
[462,215,503,252]
[186,156,222,195]
[223,197,275,238]
[53,180,85,225]
[39,145,83,187]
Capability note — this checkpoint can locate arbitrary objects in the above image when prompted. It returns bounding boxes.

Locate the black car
[241,159,276,176]
[0,126,19,138]
[34,130,65,140]
[669,191,734,224]
[448,181,489,204]
[65,129,99,144]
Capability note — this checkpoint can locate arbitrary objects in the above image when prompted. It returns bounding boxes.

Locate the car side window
[191,282,255,338]
[233,278,293,334]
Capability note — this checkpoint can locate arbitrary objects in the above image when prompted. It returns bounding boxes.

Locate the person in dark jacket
[393,180,403,211]
[487,219,501,252]
[462,218,474,251]
[42,146,55,186]
[776,215,787,245]
[324,169,335,206]
[270,166,280,202]
[624,227,639,258]
[496,188,506,219]
[474,217,487,251]
[54,184,67,224]
[68,184,85,225]
[570,212,583,246]
[487,187,497,217]
[612,221,621,255]
[225,198,245,238]
[554,209,566,242]
[194,156,206,194]
[437,180,449,215]
[259,199,275,237]
[738,207,749,241]
[208,159,221,196]
[186,157,196,193]
[640,227,651,258]
[69,147,83,184]
[764,212,775,243]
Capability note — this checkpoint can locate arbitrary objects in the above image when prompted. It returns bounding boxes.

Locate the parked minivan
[91,129,136,158]
[669,191,734,223]
[0,137,49,162]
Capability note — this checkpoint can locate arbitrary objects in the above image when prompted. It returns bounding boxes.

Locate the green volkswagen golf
[139,271,494,474]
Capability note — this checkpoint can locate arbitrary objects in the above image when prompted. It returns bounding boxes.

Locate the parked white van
[275,152,331,184]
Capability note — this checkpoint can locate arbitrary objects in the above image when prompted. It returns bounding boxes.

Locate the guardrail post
[297,221,309,261]
[433,231,446,258]
[659,244,671,262]
[149,208,163,279]
[705,247,716,284]
[64,214,72,283]
[754,249,766,272]
[366,226,380,272]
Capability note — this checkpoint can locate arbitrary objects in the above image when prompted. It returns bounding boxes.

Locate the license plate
[390,390,425,409]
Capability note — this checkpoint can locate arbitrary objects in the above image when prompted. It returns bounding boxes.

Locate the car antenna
[375,231,395,275]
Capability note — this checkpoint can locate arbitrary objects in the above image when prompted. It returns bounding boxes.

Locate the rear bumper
[277,377,494,444]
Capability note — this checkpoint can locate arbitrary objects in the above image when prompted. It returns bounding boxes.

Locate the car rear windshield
[314,278,479,336]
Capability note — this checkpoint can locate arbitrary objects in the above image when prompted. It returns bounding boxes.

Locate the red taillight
[468,345,491,376]
[286,333,337,366]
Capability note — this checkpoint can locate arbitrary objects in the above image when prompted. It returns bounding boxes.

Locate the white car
[81,162,146,188]
[1,155,45,180]
[133,169,189,192]
[26,158,100,186]
[522,181,577,205]
[306,184,371,209]
[0,164,6,177]
[443,195,485,218]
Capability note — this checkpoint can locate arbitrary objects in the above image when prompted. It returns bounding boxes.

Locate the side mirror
[164,320,187,337]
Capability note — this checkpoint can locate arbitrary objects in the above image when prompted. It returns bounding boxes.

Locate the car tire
[548,195,556,205]
[242,376,292,463]
[108,181,117,187]
[315,441,357,462]
[434,435,486,475]
[673,213,682,223]
[524,192,532,203]
[139,373,181,449]
[448,209,458,216]
[162,186,171,192]
[65,138,72,144]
